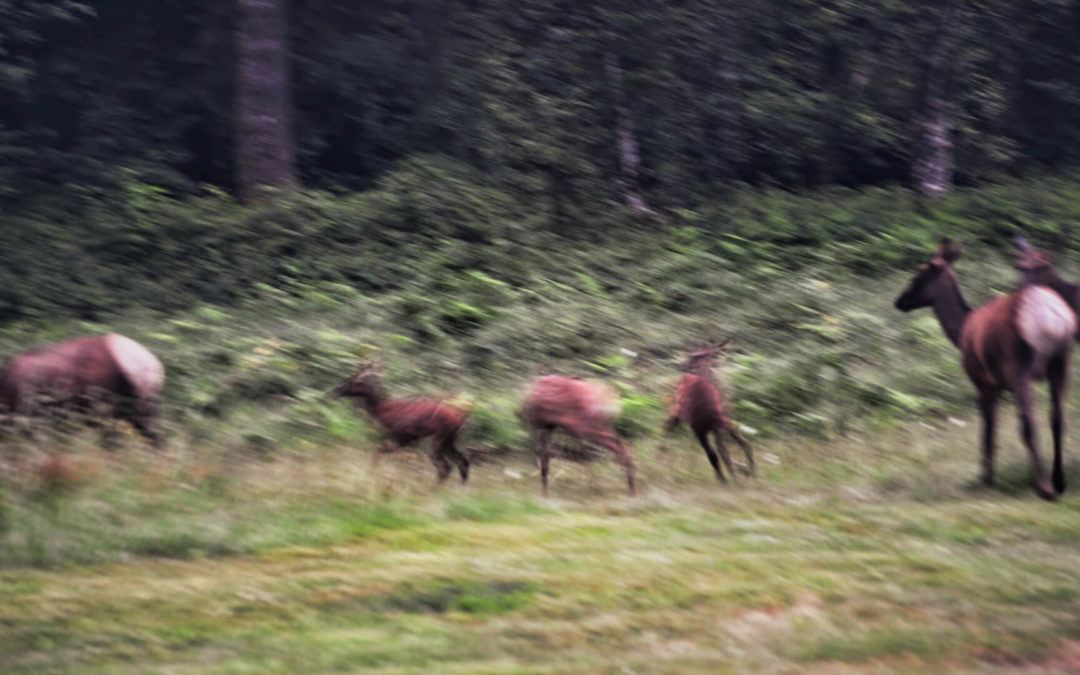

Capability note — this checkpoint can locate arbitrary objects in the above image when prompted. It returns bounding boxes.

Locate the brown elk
[521,375,637,496]
[0,334,165,447]
[332,364,470,484]
[1015,236,1080,338]
[894,239,1076,500]
[664,342,754,482]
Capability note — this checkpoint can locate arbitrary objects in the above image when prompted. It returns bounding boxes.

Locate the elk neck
[932,267,972,348]
[354,382,388,417]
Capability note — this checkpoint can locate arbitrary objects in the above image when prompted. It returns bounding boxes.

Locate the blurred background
[5,1,1080,672]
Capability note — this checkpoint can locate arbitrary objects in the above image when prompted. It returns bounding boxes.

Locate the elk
[0,334,165,447]
[332,364,470,484]
[664,342,754,482]
[1015,235,1080,338]
[894,239,1076,500]
[521,375,636,496]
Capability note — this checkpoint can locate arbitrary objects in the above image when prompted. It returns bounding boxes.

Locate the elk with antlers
[332,364,470,484]
[895,239,1076,500]
[521,375,637,496]
[665,341,754,482]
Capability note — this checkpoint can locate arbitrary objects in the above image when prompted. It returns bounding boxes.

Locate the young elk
[332,365,470,484]
[1015,236,1080,338]
[664,343,754,482]
[0,334,165,447]
[521,375,636,496]
[895,239,1076,500]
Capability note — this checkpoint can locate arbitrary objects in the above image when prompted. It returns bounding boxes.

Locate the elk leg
[598,432,637,497]
[694,427,725,482]
[977,389,997,487]
[712,427,738,484]
[128,414,163,450]
[1048,354,1069,495]
[535,429,552,497]
[431,447,453,484]
[724,418,755,476]
[444,439,470,484]
[1015,376,1056,501]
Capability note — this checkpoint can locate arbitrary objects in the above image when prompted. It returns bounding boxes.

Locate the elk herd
[2,236,1080,501]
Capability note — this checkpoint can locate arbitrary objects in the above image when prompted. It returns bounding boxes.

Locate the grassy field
[5,416,1080,673]
[5,229,1080,672]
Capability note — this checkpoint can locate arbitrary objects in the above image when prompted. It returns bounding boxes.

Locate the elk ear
[937,238,962,264]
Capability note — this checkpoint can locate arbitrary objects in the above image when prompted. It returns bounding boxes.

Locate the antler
[717,333,738,351]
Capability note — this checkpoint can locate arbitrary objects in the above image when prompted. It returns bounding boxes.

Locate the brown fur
[665,347,754,482]
[0,334,164,446]
[333,366,470,484]
[895,239,1075,500]
[521,375,636,497]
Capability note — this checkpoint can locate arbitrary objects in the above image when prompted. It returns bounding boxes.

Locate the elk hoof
[1035,481,1059,502]
[1053,472,1067,495]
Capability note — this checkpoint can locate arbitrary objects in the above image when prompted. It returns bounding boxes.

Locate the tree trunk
[235,0,296,203]
[912,0,964,198]
[602,29,651,214]
[705,0,741,187]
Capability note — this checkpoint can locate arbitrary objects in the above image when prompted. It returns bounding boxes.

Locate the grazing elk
[332,364,470,484]
[665,342,754,482]
[1015,236,1080,338]
[894,239,1076,500]
[0,334,165,447]
[521,375,637,496]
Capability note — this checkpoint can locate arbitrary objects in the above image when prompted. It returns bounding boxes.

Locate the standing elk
[332,364,470,484]
[0,334,165,447]
[521,375,637,496]
[894,239,1076,500]
[665,342,754,482]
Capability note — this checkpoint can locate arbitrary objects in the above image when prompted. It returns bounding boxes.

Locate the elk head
[894,238,963,312]
[331,362,383,400]
[1014,235,1055,286]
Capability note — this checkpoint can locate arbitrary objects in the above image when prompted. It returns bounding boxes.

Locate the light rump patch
[1016,286,1076,364]
[104,333,165,401]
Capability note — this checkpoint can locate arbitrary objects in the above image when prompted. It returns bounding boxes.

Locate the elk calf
[333,365,470,484]
[665,345,754,482]
[0,334,165,447]
[521,375,636,496]
[895,239,1075,500]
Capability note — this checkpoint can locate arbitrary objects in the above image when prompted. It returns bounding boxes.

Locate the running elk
[0,334,165,447]
[332,364,470,484]
[894,239,1076,500]
[665,342,754,482]
[1015,236,1080,338]
[521,375,637,496]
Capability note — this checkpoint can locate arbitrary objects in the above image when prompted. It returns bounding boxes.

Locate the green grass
[4,414,1080,672]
